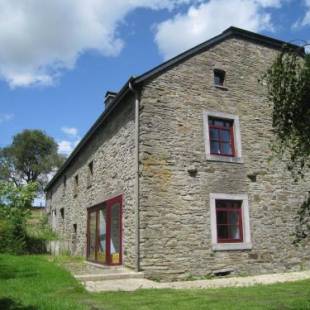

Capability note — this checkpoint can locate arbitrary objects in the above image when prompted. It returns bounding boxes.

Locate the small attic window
[214,69,226,87]
[88,161,94,176]
[63,175,67,192]
[87,161,94,188]
[74,174,79,197]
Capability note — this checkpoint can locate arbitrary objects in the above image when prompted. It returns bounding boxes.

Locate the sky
[0,0,310,156]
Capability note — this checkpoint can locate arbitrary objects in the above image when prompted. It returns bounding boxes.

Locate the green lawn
[0,254,310,310]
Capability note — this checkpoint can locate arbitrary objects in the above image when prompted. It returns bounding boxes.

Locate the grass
[0,254,310,310]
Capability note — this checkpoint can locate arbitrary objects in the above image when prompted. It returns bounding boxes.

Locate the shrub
[26,213,58,254]
[0,182,37,254]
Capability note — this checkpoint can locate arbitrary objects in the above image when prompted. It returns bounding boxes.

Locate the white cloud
[0,113,14,123]
[61,127,78,137]
[59,126,80,156]
[293,0,310,28]
[155,0,284,60]
[0,0,191,88]
[58,139,80,156]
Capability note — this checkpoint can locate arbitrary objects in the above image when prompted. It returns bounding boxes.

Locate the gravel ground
[84,270,310,292]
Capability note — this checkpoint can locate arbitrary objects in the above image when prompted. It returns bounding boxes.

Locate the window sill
[214,85,228,91]
[212,242,252,251]
[206,154,244,164]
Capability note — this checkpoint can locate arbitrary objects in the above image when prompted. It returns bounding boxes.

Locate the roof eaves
[45,77,134,191]
[224,27,305,53]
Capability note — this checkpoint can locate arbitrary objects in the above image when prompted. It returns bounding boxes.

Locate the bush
[0,182,36,254]
[26,213,58,254]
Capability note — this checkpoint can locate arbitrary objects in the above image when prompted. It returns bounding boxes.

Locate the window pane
[221,142,233,155]
[88,211,97,261]
[220,129,231,142]
[216,211,227,224]
[228,225,240,240]
[232,201,242,209]
[97,208,107,264]
[216,200,227,208]
[110,203,121,264]
[217,225,228,239]
[210,128,219,140]
[214,119,225,127]
[223,121,232,128]
[210,141,220,154]
[227,211,239,225]
[216,200,243,242]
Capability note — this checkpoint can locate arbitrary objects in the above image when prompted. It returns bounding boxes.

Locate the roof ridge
[134,26,303,85]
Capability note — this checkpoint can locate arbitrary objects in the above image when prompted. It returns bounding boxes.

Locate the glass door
[97,208,107,263]
[87,195,122,265]
[106,197,122,265]
[87,210,97,261]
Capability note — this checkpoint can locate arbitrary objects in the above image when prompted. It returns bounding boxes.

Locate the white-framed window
[210,193,252,251]
[203,111,243,163]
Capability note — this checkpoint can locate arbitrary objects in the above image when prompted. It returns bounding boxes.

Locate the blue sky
[0,0,309,155]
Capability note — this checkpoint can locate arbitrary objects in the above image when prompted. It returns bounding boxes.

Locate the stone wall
[46,96,136,268]
[139,37,310,280]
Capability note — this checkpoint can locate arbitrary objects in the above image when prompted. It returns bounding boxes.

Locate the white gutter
[129,81,140,272]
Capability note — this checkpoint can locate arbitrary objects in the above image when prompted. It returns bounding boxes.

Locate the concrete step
[75,271,144,282]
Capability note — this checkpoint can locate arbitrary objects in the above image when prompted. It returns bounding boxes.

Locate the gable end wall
[138,37,310,280]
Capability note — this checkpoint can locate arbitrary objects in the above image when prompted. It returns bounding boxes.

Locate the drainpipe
[129,80,140,272]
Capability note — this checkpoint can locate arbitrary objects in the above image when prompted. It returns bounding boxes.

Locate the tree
[0,130,65,190]
[263,47,310,242]
[0,181,38,254]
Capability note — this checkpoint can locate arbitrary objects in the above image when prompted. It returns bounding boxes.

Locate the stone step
[75,271,144,282]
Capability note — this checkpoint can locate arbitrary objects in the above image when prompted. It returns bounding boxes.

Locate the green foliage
[0,181,37,254]
[26,213,58,254]
[294,195,310,243]
[263,48,310,242]
[263,49,310,178]
[0,129,65,191]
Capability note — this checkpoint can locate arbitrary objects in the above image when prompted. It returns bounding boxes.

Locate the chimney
[104,91,117,109]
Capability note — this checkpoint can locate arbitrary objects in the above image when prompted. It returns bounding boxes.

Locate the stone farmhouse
[45,27,310,280]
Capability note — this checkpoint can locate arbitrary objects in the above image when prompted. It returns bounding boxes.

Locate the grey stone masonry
[46,32,310,281]
[46,96,136,268]
[139,37,310,280]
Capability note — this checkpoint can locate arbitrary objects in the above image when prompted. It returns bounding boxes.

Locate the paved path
[84,270,310,292]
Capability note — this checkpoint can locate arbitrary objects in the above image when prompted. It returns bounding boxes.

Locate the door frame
[86,194,123,265]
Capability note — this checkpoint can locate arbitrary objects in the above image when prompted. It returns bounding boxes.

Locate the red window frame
[209,118,235,157]
[216,200,243,243]
[86,195,123,266]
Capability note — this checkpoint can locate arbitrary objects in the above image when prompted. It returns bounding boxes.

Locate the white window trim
[210,193,252,251]
[203,111,243,163]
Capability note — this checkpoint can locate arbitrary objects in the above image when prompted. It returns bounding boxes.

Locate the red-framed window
[209,118,235,157]
[216,200,243,243]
